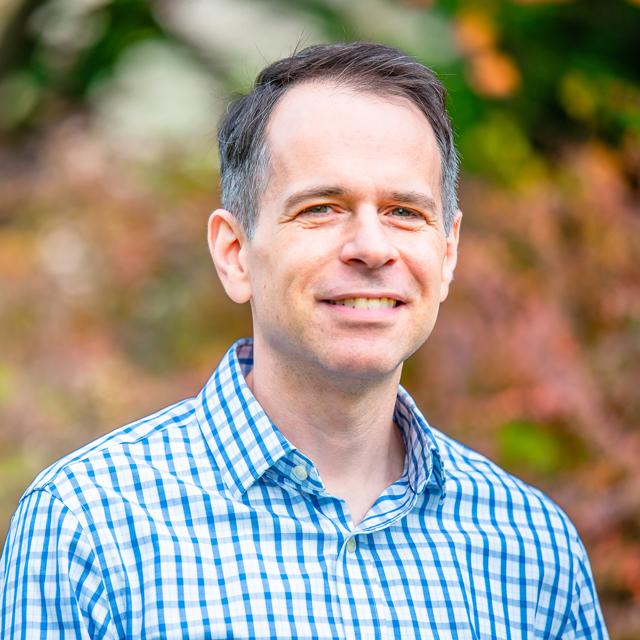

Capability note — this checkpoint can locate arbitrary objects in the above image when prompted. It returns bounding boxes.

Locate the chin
[314,344,406,383]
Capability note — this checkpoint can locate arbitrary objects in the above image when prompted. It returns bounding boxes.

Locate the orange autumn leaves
[455,9,521,98]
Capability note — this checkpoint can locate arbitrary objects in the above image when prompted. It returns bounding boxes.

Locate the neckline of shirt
[195,338,446,502]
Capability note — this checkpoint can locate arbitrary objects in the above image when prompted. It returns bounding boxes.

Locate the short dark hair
[217,41,459,237]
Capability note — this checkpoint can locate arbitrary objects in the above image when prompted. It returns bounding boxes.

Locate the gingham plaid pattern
[1,339,608,638]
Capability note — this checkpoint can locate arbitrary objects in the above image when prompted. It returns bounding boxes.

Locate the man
[1,42,608,638]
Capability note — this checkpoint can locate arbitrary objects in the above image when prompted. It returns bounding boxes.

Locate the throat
[245,337,406,516]
[321,425,406,525]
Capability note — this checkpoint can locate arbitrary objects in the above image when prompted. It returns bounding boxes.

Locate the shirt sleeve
[566,536,610,640]
[0,488,115,639]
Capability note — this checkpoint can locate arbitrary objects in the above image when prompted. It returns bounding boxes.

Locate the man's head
[217,41,459,238]
[210,42,462,389]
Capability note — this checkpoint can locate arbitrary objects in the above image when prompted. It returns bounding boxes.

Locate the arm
[566,537,610,640]
[0,488,115,639]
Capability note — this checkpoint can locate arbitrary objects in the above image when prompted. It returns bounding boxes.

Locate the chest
[96,496,572,639]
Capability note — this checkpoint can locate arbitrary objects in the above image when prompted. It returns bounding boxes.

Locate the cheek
[403,247,443,290]
[250,251,305,317]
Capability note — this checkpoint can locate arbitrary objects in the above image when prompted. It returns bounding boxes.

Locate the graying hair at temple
[217,41,460,237]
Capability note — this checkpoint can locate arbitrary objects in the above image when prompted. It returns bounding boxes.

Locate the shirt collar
[196,338,446,500]
[394,384,447,499]
[195,338,293,498]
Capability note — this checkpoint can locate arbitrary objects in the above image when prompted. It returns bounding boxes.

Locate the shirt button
[346,537,357,554]
[292,464,308,481]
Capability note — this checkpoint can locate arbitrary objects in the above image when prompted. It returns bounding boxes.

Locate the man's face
[238,82,460,386]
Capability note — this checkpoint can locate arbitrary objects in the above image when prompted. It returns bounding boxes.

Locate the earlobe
[439,209,463,302]
[207,209,252,304]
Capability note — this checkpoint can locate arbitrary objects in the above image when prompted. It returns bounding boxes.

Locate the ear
[439,209,462,303]
[207,209,252,304]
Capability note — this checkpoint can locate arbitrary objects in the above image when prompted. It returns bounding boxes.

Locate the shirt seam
[20,485,120,639]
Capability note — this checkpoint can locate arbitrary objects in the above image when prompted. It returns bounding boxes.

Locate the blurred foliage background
[0,0,639,635]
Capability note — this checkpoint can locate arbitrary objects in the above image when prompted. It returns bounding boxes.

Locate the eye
[299,204,333,216]
[389,207,422,219]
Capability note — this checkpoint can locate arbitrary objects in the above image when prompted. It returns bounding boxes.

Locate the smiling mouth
[325,297,402,309]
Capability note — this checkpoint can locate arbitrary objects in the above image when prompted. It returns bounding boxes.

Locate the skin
[209,82,461,524]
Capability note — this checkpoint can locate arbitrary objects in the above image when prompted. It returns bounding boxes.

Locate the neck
[245,338,406,525]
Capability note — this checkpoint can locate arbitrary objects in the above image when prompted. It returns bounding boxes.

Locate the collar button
[292,464,308,481]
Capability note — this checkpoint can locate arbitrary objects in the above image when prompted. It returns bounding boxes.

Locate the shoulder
[430,426,583,551]
[17,394,209,514]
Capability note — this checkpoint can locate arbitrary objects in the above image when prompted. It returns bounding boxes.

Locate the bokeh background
[0,0,639,635]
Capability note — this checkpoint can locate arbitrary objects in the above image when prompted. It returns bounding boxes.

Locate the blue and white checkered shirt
[1,338,608,638]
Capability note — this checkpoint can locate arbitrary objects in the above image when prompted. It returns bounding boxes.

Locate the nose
[339,209,399,269]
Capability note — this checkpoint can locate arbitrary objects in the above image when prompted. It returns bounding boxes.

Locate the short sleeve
[0,488,115,639]
[566,537,610,640]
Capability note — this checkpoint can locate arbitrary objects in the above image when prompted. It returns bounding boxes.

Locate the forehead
[262,81,442,203]
[266,81,438,156]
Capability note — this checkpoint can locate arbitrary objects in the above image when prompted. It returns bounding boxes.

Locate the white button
[292,464,308,481]
[346,537,357,554]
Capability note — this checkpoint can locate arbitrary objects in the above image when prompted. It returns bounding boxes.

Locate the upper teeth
[329,297,398,309]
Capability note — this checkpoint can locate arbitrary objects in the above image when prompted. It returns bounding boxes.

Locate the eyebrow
[389,191,438,214]
[283,186,438,213]
[283,186,347,211]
